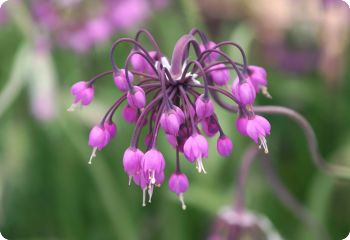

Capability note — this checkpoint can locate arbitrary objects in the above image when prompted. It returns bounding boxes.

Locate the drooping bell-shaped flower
[160,109,181,135]
[123,147,144,184]
[209,63,230,86]
[201,116,220,137]
[68,81,94,111]
[113,69,134,92]
[141,148,165,185]
[88,125,110,164]
[168,172,189,210]
[217,135,233,157]
[247,66,268,93]
[131,50,157,74]
[103,121,117,140]
[236,115,271,153]
[183,133,208,173]
[127,86,146,109]
[199,41,220,62]
[232,77,256,106]
[122,104,138,123]
[195,94,214,119]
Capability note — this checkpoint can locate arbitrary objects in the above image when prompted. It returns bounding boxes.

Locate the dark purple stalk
[135,29,162,57]
[110,38,156,73]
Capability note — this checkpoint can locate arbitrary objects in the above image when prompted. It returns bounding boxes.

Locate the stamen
[196,158,207,174]
[142,188,147,207]
[259,136,269,154]
[88,147,98,164]
[149,170,156,184]
[179,193,187,210]
[67,103,82,112]
[128,176,132,186]
[148,184,154,203]
[261,87,272,99]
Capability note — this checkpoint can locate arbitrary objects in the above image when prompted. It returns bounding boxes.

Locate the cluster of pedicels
[68,29,271,209]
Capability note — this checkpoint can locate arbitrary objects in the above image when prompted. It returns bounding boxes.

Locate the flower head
[68,29,271,208]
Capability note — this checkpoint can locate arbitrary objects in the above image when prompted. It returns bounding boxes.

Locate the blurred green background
[0,0,350,239]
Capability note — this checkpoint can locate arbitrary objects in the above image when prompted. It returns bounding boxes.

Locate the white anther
[88,147,97,164]
[179,193,187,210]
[128,176,132,186]
[196,158,207,174]
[259,136,269,154]
[67,103,81,112]
[261,87,272,99]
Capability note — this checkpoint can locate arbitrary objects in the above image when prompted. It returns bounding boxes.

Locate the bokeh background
[0,0,350,239]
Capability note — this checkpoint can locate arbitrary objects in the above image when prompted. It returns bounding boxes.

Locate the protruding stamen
[259,136,269,154]
[128,176,132,186]
[148,184,154,203]
[179,193,187,210]
[142,188,147,207]
[67,103,82,112]
[88,147,98,164]
[149,170,156,184]
[261,87,272,99]
[196,158,207,174]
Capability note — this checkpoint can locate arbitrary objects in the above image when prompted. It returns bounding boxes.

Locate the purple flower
[236,115,271,153]
[232,78,256,106]
[247,65,271,98]
[168,172,189,210]
[201,116,220,137]
[209,64,230,86]
[184,133,208,173]
[127,86,146,109]
[123,147,144,183]
[69,29,273,208]
[68,81,94,111]
[195,94,214,119]
[122,104,138,124]
[87,125,111,164]
[114,69,134,92]
[217,136,233,157]
[141,148,165,185]
[160,109,181,135]
[199,41,220,62]
[131,51,157,74]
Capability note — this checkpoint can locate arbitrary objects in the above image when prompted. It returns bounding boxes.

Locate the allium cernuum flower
[113,69,134,92]
[68,81,94,111]
[217,135,233,157]
[168,172,189,210]
[68,29,272,209]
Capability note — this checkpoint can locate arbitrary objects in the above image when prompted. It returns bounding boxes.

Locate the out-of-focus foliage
[0,0,350,239]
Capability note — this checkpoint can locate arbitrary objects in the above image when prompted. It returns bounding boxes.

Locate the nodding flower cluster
[68,29,271,209]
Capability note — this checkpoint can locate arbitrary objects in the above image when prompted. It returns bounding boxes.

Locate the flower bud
[232,78,256,106]
[217,136,233,157]
[209,63,230,86]
[127,86,146,109]
[113,69,134,92]
[122,104,138,123]
[195,94,214,119]
[160,110,181,135]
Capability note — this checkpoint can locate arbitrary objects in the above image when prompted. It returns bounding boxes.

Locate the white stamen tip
[196,158,207,174]
[128,176,132,186]
[88,147,97,165]
[67,103,83,112]
[262,87,272,99]
[179,194,187,210]
[142,188,147,207]
[259,136,269,154]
